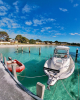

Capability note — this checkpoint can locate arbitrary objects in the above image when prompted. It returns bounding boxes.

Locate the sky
[0,0,80,43]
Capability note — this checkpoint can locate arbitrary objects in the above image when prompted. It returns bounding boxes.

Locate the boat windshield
[54,49,68,58]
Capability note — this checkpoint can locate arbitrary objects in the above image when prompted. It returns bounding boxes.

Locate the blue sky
[0,0,80,43]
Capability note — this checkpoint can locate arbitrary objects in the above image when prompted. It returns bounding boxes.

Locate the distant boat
[44,46,75,89]
[7,57,25,72]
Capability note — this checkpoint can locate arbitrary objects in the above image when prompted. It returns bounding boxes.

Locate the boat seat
[44,67,60,73]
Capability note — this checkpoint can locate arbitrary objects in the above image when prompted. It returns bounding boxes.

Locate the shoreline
[0,44,56,48]
[0,44,79,48]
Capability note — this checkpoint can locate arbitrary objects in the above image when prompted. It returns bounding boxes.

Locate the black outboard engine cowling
[8,57,12,60]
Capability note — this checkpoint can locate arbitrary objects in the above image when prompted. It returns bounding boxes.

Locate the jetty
[0,61,35,100]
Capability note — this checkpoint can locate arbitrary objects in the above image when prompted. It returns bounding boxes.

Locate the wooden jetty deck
[0,62,35,100]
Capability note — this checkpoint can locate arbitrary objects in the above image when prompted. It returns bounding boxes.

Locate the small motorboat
[44,46,75,89]
[7,57,25,72]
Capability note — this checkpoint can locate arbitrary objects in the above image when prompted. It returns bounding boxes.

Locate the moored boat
[44,46,75,89]
[7,57,25,72]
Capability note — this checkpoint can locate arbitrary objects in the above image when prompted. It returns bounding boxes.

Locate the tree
[36,39,42,42]
[15,35,23,42]
[0,31,9,41]
[29,39,36,44]
[21,37,29,43]
[15,35,29,43]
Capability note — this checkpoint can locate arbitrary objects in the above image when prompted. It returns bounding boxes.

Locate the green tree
[15,35,22,42]
[29,39,36,44]
[0,31,9,41]
[21,37,29,43]
[36,39,42,42]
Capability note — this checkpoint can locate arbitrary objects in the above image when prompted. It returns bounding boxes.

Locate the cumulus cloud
[25,21,32,25]
[33,17,56,26]
[0,0,10,16]
[41,27,52,32]
[22,4,39,13]
[33,19,43,26]
[70,33,80,35]
[13,1,19,12]
[53,36,56,37]
[46,18,56,22]
[0,17,20,28]
[70,0,73,3]
[0,0,3,4]
[59,8,68,12]
[73,3,79,7]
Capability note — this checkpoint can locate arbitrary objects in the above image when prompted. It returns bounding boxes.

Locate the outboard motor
[8,57,12,61]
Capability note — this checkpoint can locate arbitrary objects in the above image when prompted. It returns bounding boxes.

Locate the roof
[55,46,69,50]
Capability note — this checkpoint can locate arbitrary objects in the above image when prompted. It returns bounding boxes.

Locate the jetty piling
[36,82,45,99]
[0,53,3,62]
[29,47,30,53]
[4,57,7,67]
[17,45,18,52]
[12,64,17,79]
[75,48,78,62]
[22,46,23,53]
[39,48,41,55]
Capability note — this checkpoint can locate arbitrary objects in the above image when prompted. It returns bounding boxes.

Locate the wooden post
[39,48,41,55]
[11,64,17,79]
[36,82,45,99]
[0,53,3,62]
[4,57,7,67]
[75,48,78,62]
[22,47,23,53]
[29,47,30,53]
[17,45,18,52]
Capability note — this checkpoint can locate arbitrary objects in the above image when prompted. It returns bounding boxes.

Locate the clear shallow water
[0,46,80,100]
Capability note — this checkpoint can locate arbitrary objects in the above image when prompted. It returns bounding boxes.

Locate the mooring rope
[52,82,57,96]
[76,64,79,100]
[61,80,75,100]
[17,74,47,78]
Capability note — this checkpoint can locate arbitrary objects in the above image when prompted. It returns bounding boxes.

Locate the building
[61,42,67,45]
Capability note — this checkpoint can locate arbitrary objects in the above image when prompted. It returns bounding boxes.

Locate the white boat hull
[44,56,75,86]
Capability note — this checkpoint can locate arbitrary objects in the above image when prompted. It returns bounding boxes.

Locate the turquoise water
[0,46,80,100]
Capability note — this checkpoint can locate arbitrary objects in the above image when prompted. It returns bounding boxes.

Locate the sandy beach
[0,44,53,48]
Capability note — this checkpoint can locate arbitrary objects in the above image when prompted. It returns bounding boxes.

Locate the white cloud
[22,4,32,13]
[0,1,10,16]
[46,18,56,22]
[25,21,32,25]
[70,0,73,3]
[0,6,8,15]
[59,8,68,12]
[33,17,56,26]
[73,3,79,7]
[13,1,19,12]
[0,0,3,4]
[70,33,80,35]
[60,27,64,30]
[22,4,39,13]
[33,19,43,26]
[53,36,56,37]
[13,1,18,5]
[41,27,52,32]
[0,28,4,31]
[0,17,20,28]
[55,33,62,35]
